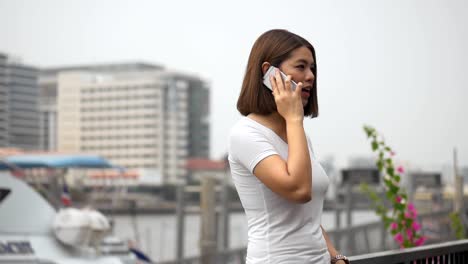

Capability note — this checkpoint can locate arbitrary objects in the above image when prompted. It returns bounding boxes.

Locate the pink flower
[405,212,413,219]
[395,196,402,203]
[390,222,398,230]
[412,222,421,231]
[397,166,405,174]
[394,233,404,244]
[415,236,427,246]
[407,204,418,217]
[406,229,413,240]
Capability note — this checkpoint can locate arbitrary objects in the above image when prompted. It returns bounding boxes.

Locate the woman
[228,29,349,264]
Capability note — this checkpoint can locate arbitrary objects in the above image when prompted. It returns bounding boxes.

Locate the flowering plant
[360,125,426,248]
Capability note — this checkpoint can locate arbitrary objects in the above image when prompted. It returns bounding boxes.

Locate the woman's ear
[261,62,271,75]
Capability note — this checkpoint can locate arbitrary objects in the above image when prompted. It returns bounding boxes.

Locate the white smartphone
[263,66,297,91]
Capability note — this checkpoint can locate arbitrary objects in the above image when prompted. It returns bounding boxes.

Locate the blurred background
[1,0,467,263]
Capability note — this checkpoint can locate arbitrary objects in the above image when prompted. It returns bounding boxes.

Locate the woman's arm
[253,72,312,203]
[253,119,312,203]
[321,226,348,264]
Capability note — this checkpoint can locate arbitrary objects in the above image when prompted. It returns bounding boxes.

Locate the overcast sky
[1,0,467,170]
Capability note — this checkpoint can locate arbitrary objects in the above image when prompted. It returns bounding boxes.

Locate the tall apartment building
[0,53,40,150]
[39,63,210,184]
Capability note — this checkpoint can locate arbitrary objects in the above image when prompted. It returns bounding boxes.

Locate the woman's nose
[305,69,315,82]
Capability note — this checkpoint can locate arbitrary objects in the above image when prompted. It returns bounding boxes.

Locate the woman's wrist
[331,254,350,264]
[285,118,303,126]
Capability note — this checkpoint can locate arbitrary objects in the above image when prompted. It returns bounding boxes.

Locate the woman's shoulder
[228,117,275,153]
[229,116,271,139]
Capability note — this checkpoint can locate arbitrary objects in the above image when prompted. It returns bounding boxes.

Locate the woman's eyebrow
[296,59,315,65]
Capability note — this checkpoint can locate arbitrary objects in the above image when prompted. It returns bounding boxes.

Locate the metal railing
[157,208,458,263]
[349,239,468,264]
[159,240,468,264]
[328,208,456,256]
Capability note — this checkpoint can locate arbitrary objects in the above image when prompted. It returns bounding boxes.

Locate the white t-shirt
[228,117,331,264]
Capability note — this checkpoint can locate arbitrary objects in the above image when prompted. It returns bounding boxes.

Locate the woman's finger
[269,75,278,95]
[295,82,303,95]
[284,75,294,92]
[274,69,285,93]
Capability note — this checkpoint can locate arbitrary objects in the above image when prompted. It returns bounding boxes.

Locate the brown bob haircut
[237,29,318,118]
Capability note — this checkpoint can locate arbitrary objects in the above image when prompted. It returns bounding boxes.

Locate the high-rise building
[39,63,210,184]
[39,63,161,151]
[0,53,40,150]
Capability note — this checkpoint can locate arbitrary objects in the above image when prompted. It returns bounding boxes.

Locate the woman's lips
[301,89,310,99]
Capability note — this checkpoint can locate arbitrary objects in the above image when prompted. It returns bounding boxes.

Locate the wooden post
[346,184,353,227]
[200,177,217,264]
[380,222,387,251]
[454,148,464,213]
[175,183,185,263]
[345,183,355,254]
[334,203,342,249]
[408,171,414,204]
[219,169,230,252]
[130,200,141,246]
[49,169,62,209]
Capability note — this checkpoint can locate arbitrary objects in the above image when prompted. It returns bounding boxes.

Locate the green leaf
[398,212,405,220]
[386,191,393,200]
[386,167,395,177]
[377,205,386,213]
[390,185,399,194]
[385,146,392,152]
[384,178,391,186]
[372,141,379,151]
[395,203,405,211]
[406,219,413,228]
[395,175,401,183]
[386,158,393,166]
[384,216,392,226]
[364,126,377,139]
[403,240,411,248]
[363,126,372,138]
[377,160,384,171]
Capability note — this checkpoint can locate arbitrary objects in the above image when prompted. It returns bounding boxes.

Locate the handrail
[349,239,468,264]
[156,240,468,264]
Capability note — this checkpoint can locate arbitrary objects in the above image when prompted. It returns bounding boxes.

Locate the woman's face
[279,46,316,106]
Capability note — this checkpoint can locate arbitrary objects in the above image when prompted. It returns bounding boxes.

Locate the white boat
[0,155,138,264]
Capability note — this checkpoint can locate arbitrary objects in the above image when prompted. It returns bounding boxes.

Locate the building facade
[0,53,40,150]
[39,63,210,184]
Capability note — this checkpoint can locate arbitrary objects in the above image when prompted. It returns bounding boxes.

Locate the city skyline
[1,0,467,170]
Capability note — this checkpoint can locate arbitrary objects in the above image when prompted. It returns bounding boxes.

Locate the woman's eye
[296,65,305,69]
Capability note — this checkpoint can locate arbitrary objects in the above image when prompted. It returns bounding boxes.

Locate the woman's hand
[270,69,304,122]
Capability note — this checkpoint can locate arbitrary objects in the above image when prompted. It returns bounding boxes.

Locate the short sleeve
[229,127,279,173]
